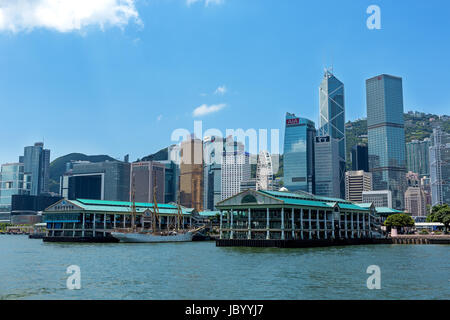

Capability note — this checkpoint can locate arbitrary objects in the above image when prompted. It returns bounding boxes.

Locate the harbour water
[0,235,449,300]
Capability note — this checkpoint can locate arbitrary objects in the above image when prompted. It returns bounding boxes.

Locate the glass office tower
[319,70,346,199]
[22,142,50,196]
[406,138,431,176]
[283,113,316,193]
[0,163,31,208]
[351,144,369,172]
[430,126,450,206]
[366,74,407,210]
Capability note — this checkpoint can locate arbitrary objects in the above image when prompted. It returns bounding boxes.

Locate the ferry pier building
[216,190,383,247]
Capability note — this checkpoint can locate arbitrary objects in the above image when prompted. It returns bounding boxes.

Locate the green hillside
[140,147,169,162]
[48,153,117,194]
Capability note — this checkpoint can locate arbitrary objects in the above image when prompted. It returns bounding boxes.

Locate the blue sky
[0,0,449,164]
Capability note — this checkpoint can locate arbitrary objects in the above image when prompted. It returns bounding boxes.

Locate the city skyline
[1,1,450,164]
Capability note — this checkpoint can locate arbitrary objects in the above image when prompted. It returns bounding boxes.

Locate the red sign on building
[286,118,300,126]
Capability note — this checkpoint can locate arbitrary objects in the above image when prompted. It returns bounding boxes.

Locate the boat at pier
[111,175,203,243]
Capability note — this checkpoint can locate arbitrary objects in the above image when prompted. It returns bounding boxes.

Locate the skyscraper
[351,144,369,172]
[319,70,346,199]
[366,74,407,210]
[362,190,393,209]
[345,170,372,203]
[404,187,427,217]
[22,142,50,196]
[283,113,316,193]
[429,126,450,206]
[314,136,341,199]
[0,163,31,210]
[256,151,274,191]
[406,138,431,176]
[130,161,165,204]
[179,136,204,211]
[221,140,250,200]
[60,161,131,201]
[203,135,225,210]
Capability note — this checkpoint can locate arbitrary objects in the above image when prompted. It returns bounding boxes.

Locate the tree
[384,213,415,230]
[427,204,450,234]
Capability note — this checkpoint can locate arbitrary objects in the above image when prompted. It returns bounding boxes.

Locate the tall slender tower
[22,142,50,196]
[179,136,204,211]
[319,69,346,199]
[366,74,407,210]
[283,113,316,193]
[429,125,450,206]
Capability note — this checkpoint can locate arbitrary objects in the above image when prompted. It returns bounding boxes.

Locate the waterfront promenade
[391,235,450,245]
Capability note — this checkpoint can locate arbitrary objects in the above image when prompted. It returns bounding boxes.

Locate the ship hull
[111,231,194,243]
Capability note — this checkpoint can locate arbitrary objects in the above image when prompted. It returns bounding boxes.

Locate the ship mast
[152,174,160,233]
[131,172,137,232]
[176,190,183,231]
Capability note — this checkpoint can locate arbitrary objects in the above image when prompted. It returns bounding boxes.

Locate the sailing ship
[111,174,203,243]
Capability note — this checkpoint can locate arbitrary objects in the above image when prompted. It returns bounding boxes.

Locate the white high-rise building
[362,190,393,208]
[221,141,250,200]
[345,171,372,203]
[256,151,274,191]
[404,187,427,217]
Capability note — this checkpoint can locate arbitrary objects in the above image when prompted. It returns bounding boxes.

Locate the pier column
[93,213,96,236]
[291,208,295,239]
[344,212,348,239]
[230,210,234,240]
[300,208,304,240]
[113,214,116,229]
[324,211,328,240]
[331,212,335,239]
[281,207,285,240]
[103,214,106,236]
[266,208,270,240]
[368,213,372,238]
[82,213,85,237]
[357,213,360,238]
[351,213,354,239]
[308,209,312,240]
[316,211,320,240]
[248,208,251,240]
[337,212,340,239]
[362,214,366,238]
[219,210,223,240]
[123,214,126,228]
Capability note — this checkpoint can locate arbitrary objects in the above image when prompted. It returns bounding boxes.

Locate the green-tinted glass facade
[406,139,431,176]
[366,74,407,210]
[283,113,316,193]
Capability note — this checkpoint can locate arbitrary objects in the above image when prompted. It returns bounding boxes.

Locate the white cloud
[186,0,224,7]
[0,0,141,33]
[214,85,227,95]
[192,103,226,117]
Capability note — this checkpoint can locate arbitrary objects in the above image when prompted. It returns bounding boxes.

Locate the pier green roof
[76,198,176,209]
[260,190,352,204]
[45,199,193,215]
